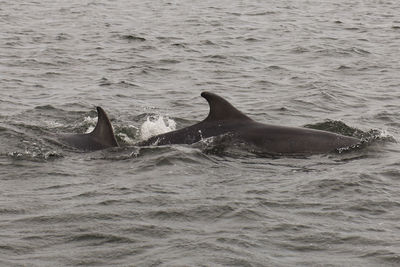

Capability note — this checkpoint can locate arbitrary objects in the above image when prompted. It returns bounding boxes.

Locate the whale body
[138,92,360,155]
[58,107,119,151]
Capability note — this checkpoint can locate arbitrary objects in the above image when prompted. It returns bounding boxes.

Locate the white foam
[83,116,96,133]
[84,116,97,124]
[140,115,176,140]
[378,129,392,138]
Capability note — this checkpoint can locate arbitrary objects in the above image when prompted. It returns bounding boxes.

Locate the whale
[138,92,361,155]
[58,107,119,151]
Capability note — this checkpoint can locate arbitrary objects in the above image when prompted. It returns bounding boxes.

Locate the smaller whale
[138,92,361,155]
[58,107,119,151]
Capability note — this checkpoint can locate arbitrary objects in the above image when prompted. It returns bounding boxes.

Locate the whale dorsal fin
[89,107,119,147]
[201,92,253,122]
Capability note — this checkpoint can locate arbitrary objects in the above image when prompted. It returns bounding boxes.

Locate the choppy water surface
[1,0,400,266]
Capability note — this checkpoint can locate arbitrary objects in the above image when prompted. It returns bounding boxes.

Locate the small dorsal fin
[201,92,253,122]
[90,107,119,147]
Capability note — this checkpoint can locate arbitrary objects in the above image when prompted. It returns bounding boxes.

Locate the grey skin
[138,92,360,155]
[58,107,119,151]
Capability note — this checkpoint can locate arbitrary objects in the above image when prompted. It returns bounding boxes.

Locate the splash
[140,115,176,140]
[83,116,97,133]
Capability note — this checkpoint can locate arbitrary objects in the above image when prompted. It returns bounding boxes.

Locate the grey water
[1,0,400,266]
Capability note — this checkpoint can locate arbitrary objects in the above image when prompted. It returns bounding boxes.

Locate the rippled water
[1,0,400,266]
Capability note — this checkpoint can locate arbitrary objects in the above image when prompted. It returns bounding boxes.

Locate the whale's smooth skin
[138,92,360,155]
[58,107,119,151]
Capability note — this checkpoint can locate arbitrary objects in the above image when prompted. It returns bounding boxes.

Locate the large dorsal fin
[89,107,119,147]
[201,92,253,122]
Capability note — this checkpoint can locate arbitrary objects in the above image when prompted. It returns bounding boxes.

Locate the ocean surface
[1,0,400,266]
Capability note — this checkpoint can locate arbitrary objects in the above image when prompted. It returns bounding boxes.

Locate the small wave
[124,224,176,238]
[133,145,215,167]
[267,65,288,71]
[159,59,180,64]
[118,80,139,87]
[3,131,64,162]
[34,105,57,110]
[316,46,371,56]
[99,77,112,86]
[147,204,235,222]
[69,233,134,245]
[0,207,27,215]
[291,46,310,54]
[245,11,276,16]
[337,65,352,70]
[7,150,63,162]
[361,250,400,265]
[206,54,227,60]
[120,34,146,42]
[201,40,216,45]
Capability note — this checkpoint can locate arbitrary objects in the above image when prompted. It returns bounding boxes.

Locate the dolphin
[58,107,119,151]
[138,92,360,155]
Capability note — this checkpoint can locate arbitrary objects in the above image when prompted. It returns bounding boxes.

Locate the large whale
[58,107,119,151]
[138,92,360,155]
